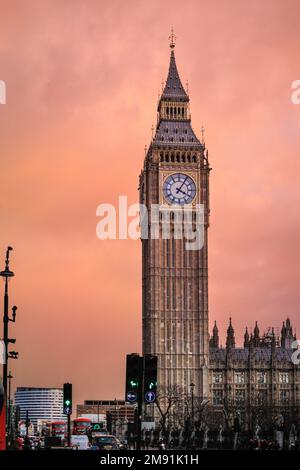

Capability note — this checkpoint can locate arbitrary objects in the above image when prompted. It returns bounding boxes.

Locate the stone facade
[208,318,299,429]
[141,42,299,429]
[140,42,210,400]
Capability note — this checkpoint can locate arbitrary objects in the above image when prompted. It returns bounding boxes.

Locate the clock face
[163,173,196,205]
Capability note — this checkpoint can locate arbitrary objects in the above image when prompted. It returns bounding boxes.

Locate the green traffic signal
[65,399,71,406]
[130,380,138,388]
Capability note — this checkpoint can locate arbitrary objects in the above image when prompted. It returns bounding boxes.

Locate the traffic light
[107,412,112,433]
[125,353,140,403]
[63,383,72,415]
[144,354,157,403]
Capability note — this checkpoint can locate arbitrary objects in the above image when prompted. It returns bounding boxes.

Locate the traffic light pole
[63,383,72,447]
[136,356,144,451]
[126,354,157,450]
[67,414,71,447]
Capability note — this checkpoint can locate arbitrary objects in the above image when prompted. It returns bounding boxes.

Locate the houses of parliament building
[140,34,300,430]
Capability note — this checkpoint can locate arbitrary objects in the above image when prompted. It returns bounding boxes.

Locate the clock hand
[176,177,188,194]
[177,188,188,196]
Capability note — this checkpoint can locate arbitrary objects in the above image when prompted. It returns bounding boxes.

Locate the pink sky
[0,0,300,407]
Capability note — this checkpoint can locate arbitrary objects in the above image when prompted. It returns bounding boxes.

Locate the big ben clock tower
[140,33,210,401]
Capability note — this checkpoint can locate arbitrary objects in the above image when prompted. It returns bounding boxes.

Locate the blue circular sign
[127,391,138,403]
[145,391,156,403]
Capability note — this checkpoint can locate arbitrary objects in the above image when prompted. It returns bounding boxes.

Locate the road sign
[127,390,138,403]
[145,391,156,403]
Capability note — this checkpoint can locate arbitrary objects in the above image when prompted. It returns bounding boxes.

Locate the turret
[281,318,294,349]
[271,328,276,354]
[253,321,260,347]
[226,317,235,350]
[209,321,219,348]
[244,327,250,348]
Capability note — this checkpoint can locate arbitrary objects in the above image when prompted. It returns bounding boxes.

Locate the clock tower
[140,36,210,401]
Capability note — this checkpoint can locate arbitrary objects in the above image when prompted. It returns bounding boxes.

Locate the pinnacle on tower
[244,327,250,348]
[209,321,219,348]
[281,318,294,349]
[226,317,235,349]
[253,321,260,347]
[160,29,188,102]
[271,327,276,353]
[154,35,202,146]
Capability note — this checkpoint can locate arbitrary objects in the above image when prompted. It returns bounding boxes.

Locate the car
[91,435,120,451]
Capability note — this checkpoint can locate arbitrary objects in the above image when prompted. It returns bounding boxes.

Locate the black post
[114,398,117,436]
[190,382,195,426]
[7,371,12,443]
[3,275,8,399]
[0,247,17,441]
[67,414,71,447]
[136,355,144,451]
[25,410,29,438]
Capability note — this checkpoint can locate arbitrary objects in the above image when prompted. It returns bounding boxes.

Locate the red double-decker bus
[50,421,67,439]
[72,417,91,435]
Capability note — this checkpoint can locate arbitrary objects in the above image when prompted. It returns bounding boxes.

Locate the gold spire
[169,27,176,49]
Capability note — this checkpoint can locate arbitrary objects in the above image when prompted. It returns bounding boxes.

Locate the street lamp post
[114,398,117,436]
[7,371,13,442]
[0,247,18,399]
[190,383,195,427]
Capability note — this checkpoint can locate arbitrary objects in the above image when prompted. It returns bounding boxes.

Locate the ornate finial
[161,79,164,93]
[144,145,147,155]
[186,80,189,95]
[169,27,176,49]
[201,126,205,144]
[151,124,155,140]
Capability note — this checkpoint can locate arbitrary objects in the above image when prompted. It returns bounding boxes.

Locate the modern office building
[77,400,135,423]
[14,387,66,427]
